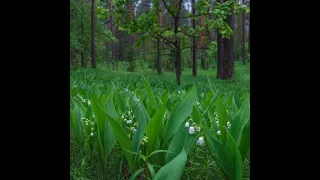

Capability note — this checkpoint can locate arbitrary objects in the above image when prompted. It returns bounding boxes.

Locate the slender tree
[191,0,197,77]
[91,0,96,68]
[200,15,207,70]
[157,0,163,74]
[241,0,245,64]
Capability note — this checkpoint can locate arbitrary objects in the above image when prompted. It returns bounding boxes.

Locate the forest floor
[70,61,250,180]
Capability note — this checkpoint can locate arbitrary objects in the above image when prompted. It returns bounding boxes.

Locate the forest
[70,0,250,179]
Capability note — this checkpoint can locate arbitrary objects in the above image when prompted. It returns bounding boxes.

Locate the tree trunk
[217,31,224,79]
[237,15,242,60]
[200,15,206,70]
[116,42,119,66]
[218,9,234,80]
[242,2,246,64]
[174,17,181,86]
[91,0,96,68]
[129,1,135,49]
[156,0,162,74]
[191,0,197,77]
[157,39,162,74]
[80,17,85,68]
[248,2,250,59]
[81,51,85,67]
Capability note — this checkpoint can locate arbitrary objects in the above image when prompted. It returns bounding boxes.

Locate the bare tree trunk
[217,3,235,80]
[174,16,181,85]
[191,0,197,77]
[248,0,250,60]
[200,15,206,70]
[105,1,109,68]
[129,1,135,48]
[116,42,119,65]
[156,0,162,74]
[91,0,96,68]
[217,31,224,78]
[242,0,246,64]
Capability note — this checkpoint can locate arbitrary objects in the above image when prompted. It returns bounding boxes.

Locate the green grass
[70,61,250,180]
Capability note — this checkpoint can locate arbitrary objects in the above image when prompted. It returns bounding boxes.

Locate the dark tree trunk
[157,39,162,74]
[191,0,197,77]
[116,42,119,65]
[129,1,135,50]
[237,15,242,60]
[217,0,224,79]
[242,3,246,64]
[218,11,234,79]
[81,51,85,67]
[84,41,88,68]
[174,17,181,86]
[200,15,206,70]
[91,0,96,68]
[248,12,250,57]
[156,0,162,75]
[217,31,224,78]
[105,0,109,68]
[80,19,85,68]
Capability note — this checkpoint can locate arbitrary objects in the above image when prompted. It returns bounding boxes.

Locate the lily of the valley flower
[227,121,231,129]
[189,126,195,134]
[217,130,221,135]
[126,120,133,124]
[196,126,201,132]
[185,122,190,127]
[90,132,94,136]
[196,137,205,146]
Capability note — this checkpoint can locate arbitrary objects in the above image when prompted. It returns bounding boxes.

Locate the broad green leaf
[105,99,118,120]
[113,87,126,113]
[166,123,195,163]
[161,87,170,105]
[72,97,86,115]
[192,105,201,124]
[164,85,197,140]
[101,109,134,171]
[146,105,166,153]
[239,121,250,161]
[101,88,113,105]
[142,75,159,111]
[154,149,187,180]
[203,91,216,110]
[233,92,242,110]
[205,128,230,176]
[72,107,82,141]
[130,94,151,152]
[230,98,250,145]
[91,96,116,164]
[225,127,243,180]
[216,97,229,131]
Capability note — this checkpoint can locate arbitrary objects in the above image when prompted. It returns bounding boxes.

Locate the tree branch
[176,0,184,17]
[162,0,176,18]
[154,33,176,46]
